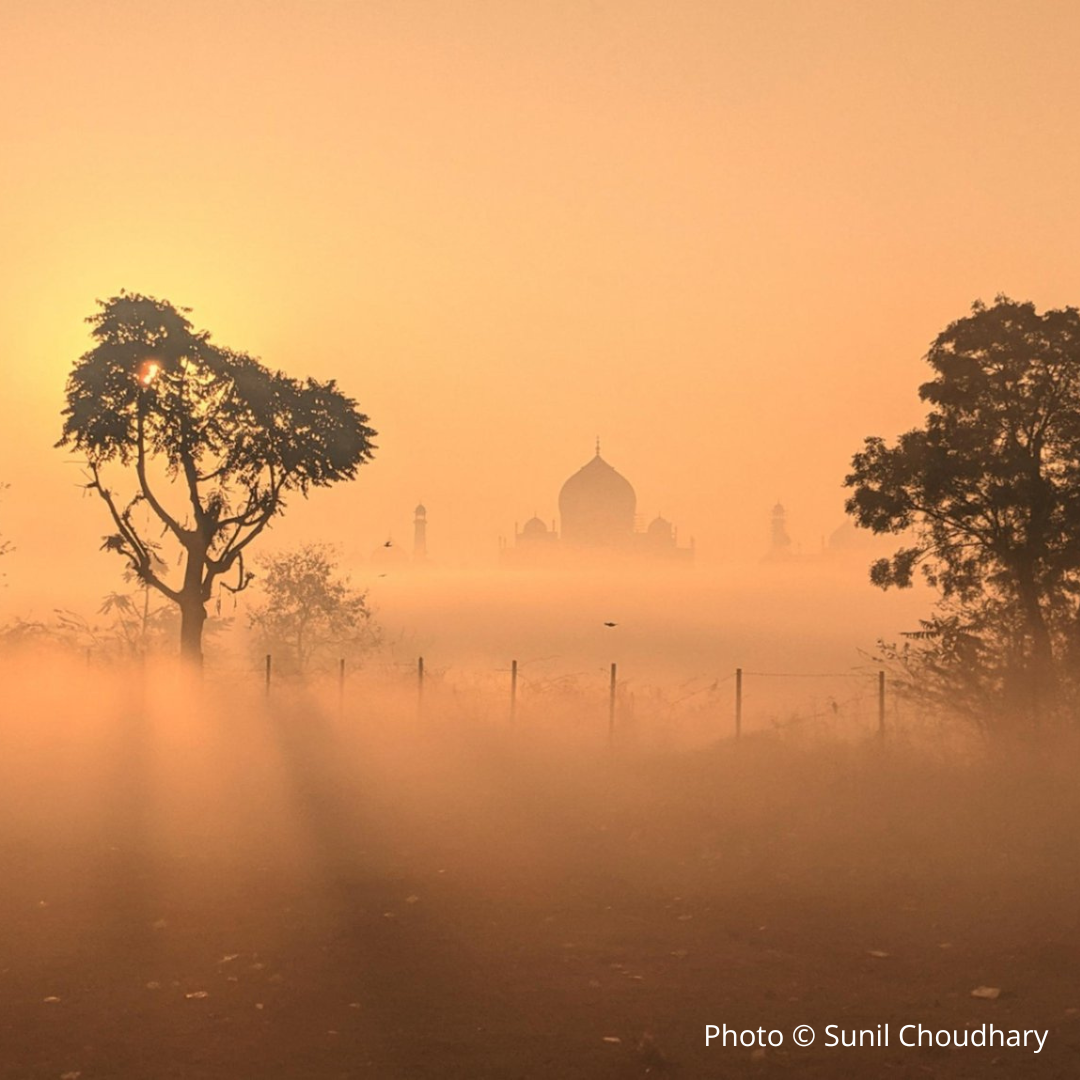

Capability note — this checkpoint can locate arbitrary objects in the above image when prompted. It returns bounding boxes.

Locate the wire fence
[240,652,896,749]
[18,633,909,749]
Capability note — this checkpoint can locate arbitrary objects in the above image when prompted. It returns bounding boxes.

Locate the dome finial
[595,435,601,458]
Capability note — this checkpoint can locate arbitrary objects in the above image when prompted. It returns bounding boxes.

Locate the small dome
[522,515,548,537]
[647,514,673,537]
[372,538,409,563]
[827,519,880,551]
[415,503,427,515]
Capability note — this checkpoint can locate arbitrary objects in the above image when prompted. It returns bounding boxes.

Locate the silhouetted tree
[58,293,376,666]
[97,568,236,660]
[845,297,1080,728]
[248,543,379,677]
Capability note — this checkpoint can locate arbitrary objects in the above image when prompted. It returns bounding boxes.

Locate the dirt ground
[2,680,1079,1079]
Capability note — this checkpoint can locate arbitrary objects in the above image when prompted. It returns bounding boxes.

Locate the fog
[4,0,1080,1074]
[2,640,1077,1077]
[0,520,1074,1077]
[349,560,933,740]
[3,553,934,742]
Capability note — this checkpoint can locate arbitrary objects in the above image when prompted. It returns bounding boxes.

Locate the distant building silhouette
[558,445,637,546]
[502,441,693,564]
[371,503,432,567]
[760,504,897,565]
[515,513,559,555]
[826,518,879,553]
[763,501,793,561]
[370,535,409,565]
[413,503,428,562]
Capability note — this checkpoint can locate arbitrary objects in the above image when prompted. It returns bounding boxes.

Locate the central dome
[558,451,636,546]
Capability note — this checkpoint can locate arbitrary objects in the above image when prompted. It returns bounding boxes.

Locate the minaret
[771,502,792,554]
[413,503,427,561]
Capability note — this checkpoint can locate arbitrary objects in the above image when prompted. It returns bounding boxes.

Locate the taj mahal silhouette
[501,441,693,564]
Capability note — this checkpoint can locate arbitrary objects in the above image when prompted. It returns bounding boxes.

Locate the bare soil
[2,694,1079,1079]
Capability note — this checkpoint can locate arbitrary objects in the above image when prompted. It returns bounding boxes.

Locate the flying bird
[603,621,618,628]
[383,540,393,547]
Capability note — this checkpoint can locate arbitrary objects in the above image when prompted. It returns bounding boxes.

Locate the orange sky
[3,0,1080,604]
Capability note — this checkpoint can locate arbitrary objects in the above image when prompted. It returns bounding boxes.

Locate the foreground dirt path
[2,695,1079,1078]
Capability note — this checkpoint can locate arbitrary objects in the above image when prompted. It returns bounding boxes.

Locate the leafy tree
[845,296,1080,728]
[0,591,229,664]
[98,587,164,657]
[58,293,376,666]
[248,543,380,677]
[96,570,230,660]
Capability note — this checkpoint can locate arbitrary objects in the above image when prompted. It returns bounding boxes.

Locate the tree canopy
[58,293,376,664]
[249,543,379,677]
[845,296,1080,728]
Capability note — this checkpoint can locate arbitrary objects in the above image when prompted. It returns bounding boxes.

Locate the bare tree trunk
[179,546,207,668]
[1016,568,1054,725]
[141,582,150,655]
[179,597,206,667]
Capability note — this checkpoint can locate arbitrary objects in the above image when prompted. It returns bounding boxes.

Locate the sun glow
[138,360,161,386]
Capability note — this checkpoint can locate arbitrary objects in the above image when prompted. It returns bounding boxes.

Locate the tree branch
[90,462,182,605]
[136,406,187,545]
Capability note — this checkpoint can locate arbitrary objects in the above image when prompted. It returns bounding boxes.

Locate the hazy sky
[3,0,1080,600]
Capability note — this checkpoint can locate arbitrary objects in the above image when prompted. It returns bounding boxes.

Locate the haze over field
[2,654,1079,1078]
[6,5,1080,1078]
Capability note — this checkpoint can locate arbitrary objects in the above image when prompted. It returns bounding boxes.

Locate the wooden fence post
[608,662,617,743]
[510,659,518,722]
[878,669,886,738]
[735,667,743,739]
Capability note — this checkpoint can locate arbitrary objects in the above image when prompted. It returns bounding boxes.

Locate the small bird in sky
[603,621,618,628]
[383,540,393,547]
